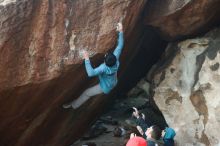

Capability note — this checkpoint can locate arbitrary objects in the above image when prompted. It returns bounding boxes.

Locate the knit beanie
[164,127,176,139]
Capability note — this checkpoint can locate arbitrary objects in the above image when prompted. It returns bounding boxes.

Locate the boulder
[151,28,220,145]
[144,0,220,40]
[0,0,147,145]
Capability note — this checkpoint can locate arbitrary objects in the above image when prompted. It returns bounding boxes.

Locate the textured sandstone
[144,0,220,40]
[0,0,147,145]
[150,28,220,145]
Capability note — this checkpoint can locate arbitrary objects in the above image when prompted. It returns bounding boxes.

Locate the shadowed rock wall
[0,0,147,145]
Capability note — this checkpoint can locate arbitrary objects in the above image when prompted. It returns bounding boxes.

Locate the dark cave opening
[117,26,167,95]
[105,26,170,129]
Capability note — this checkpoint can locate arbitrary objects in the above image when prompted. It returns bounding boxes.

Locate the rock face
[144,0,220,40]
[151,28,220,145]
[0,0,147,145]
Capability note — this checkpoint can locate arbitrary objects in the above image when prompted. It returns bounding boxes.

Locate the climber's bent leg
[70,84,103,109]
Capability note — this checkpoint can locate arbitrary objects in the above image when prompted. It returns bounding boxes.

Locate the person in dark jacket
[63,22,124,109]
[132,107,149,139]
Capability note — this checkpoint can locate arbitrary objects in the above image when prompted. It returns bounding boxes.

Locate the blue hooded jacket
[163,127,176,146]
[84,32,124,94]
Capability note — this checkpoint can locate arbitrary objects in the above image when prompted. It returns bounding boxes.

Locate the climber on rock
[63,22,124,109]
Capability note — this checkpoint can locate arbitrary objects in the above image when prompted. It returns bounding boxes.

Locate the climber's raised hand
[83,50,89,60]
[116,22,123,32]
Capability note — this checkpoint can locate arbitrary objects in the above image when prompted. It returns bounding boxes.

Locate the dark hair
[151,125,162,140]
[104,52,116,67]
[113,127,122,137]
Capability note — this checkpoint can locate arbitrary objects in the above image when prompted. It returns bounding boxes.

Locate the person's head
[145,125,162,140]
[162,127,176,140]
[113,127,122,137]
[104,52,116,67]
[126,136,147,146]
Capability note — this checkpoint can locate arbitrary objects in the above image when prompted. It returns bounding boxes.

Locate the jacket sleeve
[84,59,104,77]
[135,117,149,132]
[113,32,124,60]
